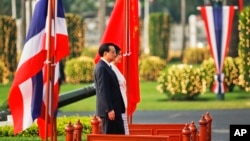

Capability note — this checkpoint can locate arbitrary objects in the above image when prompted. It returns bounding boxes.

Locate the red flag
[126,0,140,116]
[94,0,140,117]
[94,0,125,64]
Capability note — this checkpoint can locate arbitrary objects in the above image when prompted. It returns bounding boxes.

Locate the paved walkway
[58,109,250,141]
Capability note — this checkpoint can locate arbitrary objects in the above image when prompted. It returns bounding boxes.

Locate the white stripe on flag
[56,18,68,35]
[41,62,60,116]
[19,78,33,130]
[206,7,219,72]
[221,7,230,71]
[17,30,45,70]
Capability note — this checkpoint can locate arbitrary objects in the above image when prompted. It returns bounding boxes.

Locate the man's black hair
[98,43,119,57]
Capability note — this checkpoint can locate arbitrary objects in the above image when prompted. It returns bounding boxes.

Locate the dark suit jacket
[94,59,125,117]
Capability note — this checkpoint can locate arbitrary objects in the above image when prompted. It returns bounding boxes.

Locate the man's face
[104,45,116,62]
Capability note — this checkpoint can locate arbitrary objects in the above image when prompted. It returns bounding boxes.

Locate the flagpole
[124,0,132,124]
[51,0,56,139]
[50,0,56,140]
[50,58,56,141]
[45,0,55,140]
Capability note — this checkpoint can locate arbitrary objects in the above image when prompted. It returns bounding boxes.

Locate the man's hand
[108,110,115,120]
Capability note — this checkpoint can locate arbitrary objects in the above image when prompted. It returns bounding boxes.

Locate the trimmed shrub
[139,55,166,81]
[65,56,94,83]
[236,57,247,90]
[223,57,240,91]
[200,58,215,90]
[82,46,98,59]
[157,64,206,100]
[200,57,240,92]
[183,47,211,64]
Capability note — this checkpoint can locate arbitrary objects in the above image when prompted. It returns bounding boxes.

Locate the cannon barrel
[58,83,96,108]
[0,84,96,121]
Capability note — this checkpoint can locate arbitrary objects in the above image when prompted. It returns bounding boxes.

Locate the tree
[0,0,11,16]
[63,0,98,17]
[149,0,204,23]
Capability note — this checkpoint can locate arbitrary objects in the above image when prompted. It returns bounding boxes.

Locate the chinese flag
[126,0,140,116]
[94,0,140,116]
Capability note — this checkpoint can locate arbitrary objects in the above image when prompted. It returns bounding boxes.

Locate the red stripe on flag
[37,70,60,139]
[223,6,235,65]
[11,51,46,87]
[200,7,216,62]
[238,0,244,12]
[55,34,69,62]
[8,87,24,133]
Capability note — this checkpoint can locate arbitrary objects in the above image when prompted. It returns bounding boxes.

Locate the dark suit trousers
[101,115,125,134]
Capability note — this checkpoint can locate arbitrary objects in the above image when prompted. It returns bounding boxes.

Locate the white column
[189,15,196,47]
[143,0,149,54]
[11,0,17,19]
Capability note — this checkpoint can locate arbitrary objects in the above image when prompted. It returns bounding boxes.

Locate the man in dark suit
[94,43,125,134]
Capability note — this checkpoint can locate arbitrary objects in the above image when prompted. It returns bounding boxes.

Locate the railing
[65,120,83,141]
[65,112,213,141]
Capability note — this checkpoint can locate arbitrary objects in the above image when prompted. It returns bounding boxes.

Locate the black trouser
[101,115,125,134]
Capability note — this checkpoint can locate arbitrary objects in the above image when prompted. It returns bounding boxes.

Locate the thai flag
[200,6,235,94]
[238,0,244,12]
[8,0,69,138]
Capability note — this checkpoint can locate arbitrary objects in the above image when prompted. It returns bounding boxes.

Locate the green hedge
[238,7,250,91]
[183,47,211,64]
[0,15,17,81]
[65,13,85,59]
[0,61,9,84]
[200,57,240,92]
[139,55,166,81]
[65,56,94,83]
[82,47,98,59]
[0,115,92,137]
[149,12,171,60]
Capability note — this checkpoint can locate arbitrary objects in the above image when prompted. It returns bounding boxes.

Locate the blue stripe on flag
[212,7,222,70]
[57,0,65,18]
[25,0,47,42]
[31,70,44,120]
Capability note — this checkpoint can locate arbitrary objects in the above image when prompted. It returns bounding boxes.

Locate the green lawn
[2,81,250,112]
[60,81,250,111]
[0,83,11,105]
